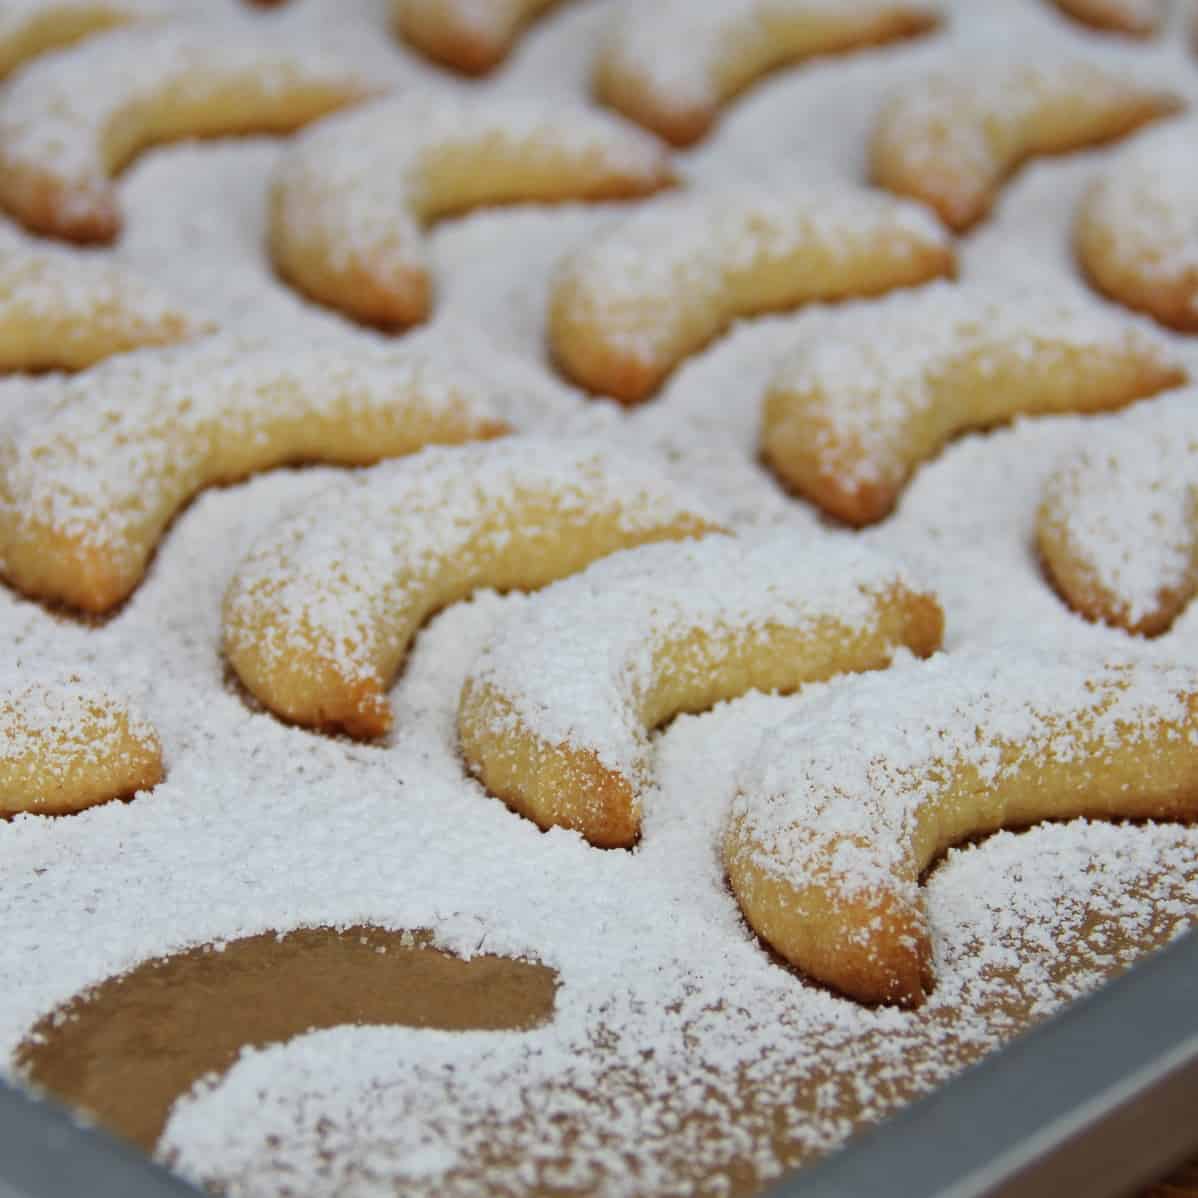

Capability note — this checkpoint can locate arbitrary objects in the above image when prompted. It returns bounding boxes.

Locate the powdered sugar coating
[767,278,1176,495]
[0,0,165,78]
[0,20,379,235]
[467,531,924,779]
[224,438,718,691]
[271,92,671,280]
[730,649,1197,902]
[1039,388,1198,629]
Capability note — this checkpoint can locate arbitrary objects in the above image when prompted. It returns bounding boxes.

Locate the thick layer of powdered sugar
[272,93,670,274]
[1080,117,1198,304]
[1040,388,1198,625]
[469,530,920,777]
[731,650,1195,897]
[769,278,1174,487]
[223,438,718,683]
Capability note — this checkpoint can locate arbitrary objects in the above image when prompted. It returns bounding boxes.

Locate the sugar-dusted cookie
[1051,0,1163,35]
[1075,120,1198,333]
[594,0,938,148]
[0,23,380,243]
[392,0,562,74]
[269,95,673,329]
[0,0,161,80]
[460,532,943,849]
[725,651,1198,1007]
[761,280,1184,526]
[223,440,721,739]
[870,58,1181,232]
[0,338,509,614]
[548,183,953,404]
[0,237,208,372]
[1038,390,1198,636]
[0,673,162,817]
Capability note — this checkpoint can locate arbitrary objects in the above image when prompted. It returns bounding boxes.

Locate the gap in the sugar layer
[16,925,559,1154]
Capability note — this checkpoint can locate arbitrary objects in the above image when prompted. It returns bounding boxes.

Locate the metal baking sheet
[2,925,1196,1198]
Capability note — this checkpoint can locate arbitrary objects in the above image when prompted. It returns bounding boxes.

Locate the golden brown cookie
[0,337,508,614]
[0,0,161,81]
[392,0,563,73]
[0,674,162,817]
[0,236,208,372]
[595,0,938,147]
[1037,390,1198,637]
[460,532,943,849]
[269,94,673,329]
[1075,120,1198,333]
[870,57,1181,232]
[761,280,1184,526]
[548,182,954,404]
[0,23,379,242]
[725,651,1198,1007]
[223,440,722,739]
[1051,0,1163,36]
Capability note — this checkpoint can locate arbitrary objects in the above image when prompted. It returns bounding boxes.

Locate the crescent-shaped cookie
[0,0,160,80]
[724,651,1198,1008]
[459,532,943,849]
[0,675,162,817]
[0,338,509,614]
[548,183,954,404]
[392,0,562,74]
[269,94,673,329]
[761,280,1184,526]
[0,238,208,372]
[1037,391,1198,637]
[222,440,721,739]
[1051,0,1163,35]
[870,58,1181,232]
[1075,121,1198,333]
[594,0,938,148]
[0,23,380,243]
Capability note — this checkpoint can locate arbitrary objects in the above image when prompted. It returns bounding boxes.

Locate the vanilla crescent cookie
[548,183,954,404]
[594,0,938,148]
[1051,0,1163,35]
[1038,391,1198,637]
[0,0,161,80]
[0,674,162,817]
[1075,121,1198,333]
[0,238,208,371]
[0,338,509,614]
[222,440,721,739]
[269,95,673,329]
[0,23,380,243]
[761,280,1184,526]
[392,0,562,74]
[870,58,1181,232]
[725,651,1198,1008]
[459,533,943,849]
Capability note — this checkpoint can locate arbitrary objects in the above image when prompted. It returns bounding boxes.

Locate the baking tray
[3,924,1196,1198]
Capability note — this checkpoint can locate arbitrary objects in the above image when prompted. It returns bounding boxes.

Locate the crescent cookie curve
[222,440,722,739]
[459,533,943,849]
[0,338,508,614]
[0,676,162,817]
[548,183,953,404]
[393,0,563,74]
[1051,0,1163,35]
[1037,391,1198,637]
[1075,121,1198,333]
[760,280,1184,526]
[594,0,938,147]
[269,95,673,329]
[0,238,208,372]
[724,651,1198,1008]
[870,58,1181,232]
[0,24,379,242]
[0,0,161,80]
